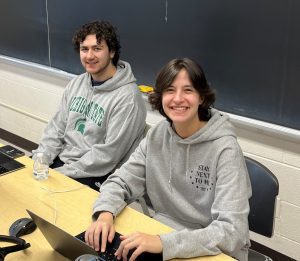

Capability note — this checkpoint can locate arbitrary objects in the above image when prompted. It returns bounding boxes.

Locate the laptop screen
[0,151,25,176]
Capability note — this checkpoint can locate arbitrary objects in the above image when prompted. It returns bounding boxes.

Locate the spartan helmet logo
[74,118,86,134]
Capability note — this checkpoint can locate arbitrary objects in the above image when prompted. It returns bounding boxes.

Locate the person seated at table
[85,58,251,260]
[32,21,146,190]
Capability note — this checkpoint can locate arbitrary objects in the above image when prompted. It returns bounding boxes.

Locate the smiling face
[79,34,116,81]
[162,69,203,135]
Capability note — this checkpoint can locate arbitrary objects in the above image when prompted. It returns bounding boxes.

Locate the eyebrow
[169,84,193,88]
[79,44,102,48]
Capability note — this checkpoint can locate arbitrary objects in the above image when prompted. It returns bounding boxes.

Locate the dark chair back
[245,157,279,237]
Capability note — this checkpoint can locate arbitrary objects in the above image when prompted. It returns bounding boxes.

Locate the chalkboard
[0,0,300,130]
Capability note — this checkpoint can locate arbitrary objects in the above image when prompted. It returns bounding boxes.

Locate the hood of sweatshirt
[167,108,236,145]
[86,60,136,92]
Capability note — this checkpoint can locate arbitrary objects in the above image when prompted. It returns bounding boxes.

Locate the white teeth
[172,106,187,111]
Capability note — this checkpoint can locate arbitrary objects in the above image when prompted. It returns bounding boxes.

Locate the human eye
[165,87,175,93]
[184,86,195,93]
[80,46,88,52]
[94,46,102,52]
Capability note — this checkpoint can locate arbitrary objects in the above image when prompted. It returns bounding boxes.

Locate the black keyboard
[98,251,118,261]
[76,231,162,261]
[76,232,118,261]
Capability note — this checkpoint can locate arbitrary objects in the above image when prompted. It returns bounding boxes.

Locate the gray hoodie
[33,61,146,178]
[93,109,251,260]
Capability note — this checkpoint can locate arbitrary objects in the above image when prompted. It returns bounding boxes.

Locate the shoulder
[115,83,146,108]
[66,73,89,89]
[117,82,139,95]
[70,72,88,83]
[137,120,169,153]
[145,120,170,140]
[216,135,242,152]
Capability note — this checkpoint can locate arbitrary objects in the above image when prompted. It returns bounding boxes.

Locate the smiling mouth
[85,59,98,64]
[170,106,189,112]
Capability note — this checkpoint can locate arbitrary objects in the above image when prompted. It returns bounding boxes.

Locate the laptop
[27,210,162,261]
[0,145,25,158]
[0,150,25,176]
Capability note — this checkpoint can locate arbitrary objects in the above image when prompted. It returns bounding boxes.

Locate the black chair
[245,156,279,261]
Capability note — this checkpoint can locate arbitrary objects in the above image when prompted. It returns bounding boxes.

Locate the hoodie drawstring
[83,84,95,119]
[168,135,173,192]
[185,144,190,177]
[168,135,191,192]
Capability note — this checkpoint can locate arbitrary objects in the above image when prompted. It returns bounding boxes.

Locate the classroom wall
[0,58,300,260]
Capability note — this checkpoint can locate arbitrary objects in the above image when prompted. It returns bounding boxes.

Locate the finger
[100,223,109,252]
[85,222,98,247]
[129,246,143,261]
[84,225,92,245]
[119,234,128,241]
[115,239,125,259]
[92,223,102,251]
[121,238,138,261]
[115,236,131,260]
[108,226,115,243]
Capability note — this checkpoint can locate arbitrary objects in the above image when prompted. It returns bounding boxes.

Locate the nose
[173,90,184,102]
[86,49,94,59]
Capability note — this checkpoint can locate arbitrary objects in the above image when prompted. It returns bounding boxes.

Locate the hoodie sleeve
[32,87,70,164]
[160,145,251,261]
[59,91,146,179]
[92,138,148,216]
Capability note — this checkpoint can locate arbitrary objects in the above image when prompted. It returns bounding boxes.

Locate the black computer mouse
[74,254,104,261]
[9,217,37,237]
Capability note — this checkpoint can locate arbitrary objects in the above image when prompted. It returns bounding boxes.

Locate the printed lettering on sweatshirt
[70,96,105,134]
[188,165,214,192]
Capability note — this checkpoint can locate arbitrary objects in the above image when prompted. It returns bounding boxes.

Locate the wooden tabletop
[0,155,234,261]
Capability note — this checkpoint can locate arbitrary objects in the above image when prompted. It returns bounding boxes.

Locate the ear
[199,95,204,105]
[110,50,115,59]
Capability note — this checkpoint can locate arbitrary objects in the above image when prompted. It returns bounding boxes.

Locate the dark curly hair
[72,20,121,66]
[148,58,216,122]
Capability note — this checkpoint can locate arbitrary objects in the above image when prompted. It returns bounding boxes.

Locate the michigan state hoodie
[32,60,146,178]
[93,108,251,261]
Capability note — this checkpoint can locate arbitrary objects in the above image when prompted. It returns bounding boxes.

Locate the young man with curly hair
[33,21,146,190]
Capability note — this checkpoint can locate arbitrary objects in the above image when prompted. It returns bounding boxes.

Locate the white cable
[39,184,87,223]
[40,184,87,194]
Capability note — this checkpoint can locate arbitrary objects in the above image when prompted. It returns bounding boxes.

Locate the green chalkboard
[0,0,299,130]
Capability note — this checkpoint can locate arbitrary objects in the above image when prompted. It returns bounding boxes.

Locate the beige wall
[1,56,300,260]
